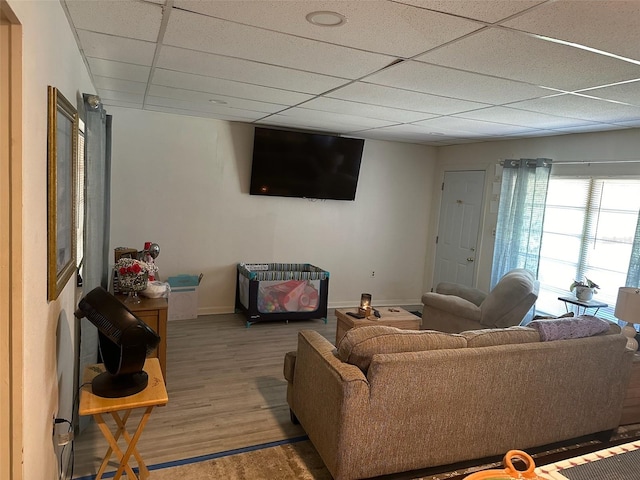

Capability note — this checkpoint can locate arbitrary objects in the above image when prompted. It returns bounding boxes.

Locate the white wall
[6,0,96,479]
[430,129,640,294]
[108,107,438,313]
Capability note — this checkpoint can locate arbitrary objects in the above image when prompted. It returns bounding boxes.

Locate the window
[536,177,640,321]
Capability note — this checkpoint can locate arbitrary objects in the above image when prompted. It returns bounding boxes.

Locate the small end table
[79,358,168,480]
[558,295,608,316]
[335,307,422,345]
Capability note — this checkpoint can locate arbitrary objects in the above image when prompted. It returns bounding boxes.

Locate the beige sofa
[284,320,632,480]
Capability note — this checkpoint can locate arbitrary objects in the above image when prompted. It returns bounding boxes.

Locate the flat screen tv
[249,127,365,200]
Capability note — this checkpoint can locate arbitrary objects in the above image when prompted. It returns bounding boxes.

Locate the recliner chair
[421,269,540,333]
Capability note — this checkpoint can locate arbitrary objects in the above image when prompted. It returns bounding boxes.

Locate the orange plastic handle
[462,450,540,480]
[503,450,537,478]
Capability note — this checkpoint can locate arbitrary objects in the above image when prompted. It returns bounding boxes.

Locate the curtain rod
[499,159,640,166]
[551,160,640,165]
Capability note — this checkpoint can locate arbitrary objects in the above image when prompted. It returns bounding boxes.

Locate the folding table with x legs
[79,358,168,480]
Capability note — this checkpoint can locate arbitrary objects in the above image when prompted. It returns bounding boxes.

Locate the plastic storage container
[167,274,202,321]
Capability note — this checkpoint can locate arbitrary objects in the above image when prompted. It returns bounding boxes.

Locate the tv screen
[250,127,364,200]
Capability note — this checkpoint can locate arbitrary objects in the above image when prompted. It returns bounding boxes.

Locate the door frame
[0,2,24,479]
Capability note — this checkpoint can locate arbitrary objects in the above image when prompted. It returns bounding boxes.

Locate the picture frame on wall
[47,86,78,301]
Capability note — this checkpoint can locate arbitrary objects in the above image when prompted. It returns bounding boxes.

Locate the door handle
[467,257,475,262]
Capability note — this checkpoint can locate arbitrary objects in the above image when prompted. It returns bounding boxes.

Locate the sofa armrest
[435,282,487,307]
[422,292,481,320]
[287,330,370,479]
[421,292,482,333]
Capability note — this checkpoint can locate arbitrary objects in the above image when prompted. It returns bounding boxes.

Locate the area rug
[76,424,640,480]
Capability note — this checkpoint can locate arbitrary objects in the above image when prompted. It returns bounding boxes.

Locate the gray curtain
[491,158,552,290]
[626,209,640,287]
[78,94,111,429]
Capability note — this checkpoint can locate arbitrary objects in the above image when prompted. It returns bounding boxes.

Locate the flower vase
[119,272,149,305]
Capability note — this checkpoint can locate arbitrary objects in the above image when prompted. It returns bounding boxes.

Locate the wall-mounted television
[249,127,365,201]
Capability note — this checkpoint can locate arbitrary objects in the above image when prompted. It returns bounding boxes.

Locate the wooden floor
[72,310,345,478]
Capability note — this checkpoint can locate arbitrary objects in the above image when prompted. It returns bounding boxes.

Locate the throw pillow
[337,325,466,371]
[527,315,611,341]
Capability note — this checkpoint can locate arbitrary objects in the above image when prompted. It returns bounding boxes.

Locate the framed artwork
[47,86,78,301]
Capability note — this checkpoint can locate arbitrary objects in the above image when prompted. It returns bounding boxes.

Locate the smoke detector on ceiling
[306,11,346,27]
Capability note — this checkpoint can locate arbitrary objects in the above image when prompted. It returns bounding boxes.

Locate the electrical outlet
[370,271,375,277]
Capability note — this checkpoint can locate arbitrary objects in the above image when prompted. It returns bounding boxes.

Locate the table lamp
[615,287,640,351]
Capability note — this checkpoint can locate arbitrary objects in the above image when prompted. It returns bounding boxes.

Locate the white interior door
[433,170,485,289]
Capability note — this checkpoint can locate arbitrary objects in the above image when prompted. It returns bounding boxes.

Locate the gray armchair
[421,269,540,333]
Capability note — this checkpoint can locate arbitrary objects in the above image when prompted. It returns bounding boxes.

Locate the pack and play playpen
[235,263,329,327]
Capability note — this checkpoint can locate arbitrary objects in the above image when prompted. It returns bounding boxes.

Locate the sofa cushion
[528,315,611,341]
[462,326,540,347]
[337,325,466,371]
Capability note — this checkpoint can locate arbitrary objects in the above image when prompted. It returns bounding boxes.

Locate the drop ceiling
[62,0,640,146]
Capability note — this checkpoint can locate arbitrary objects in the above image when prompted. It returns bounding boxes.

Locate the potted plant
[570,278,599,301]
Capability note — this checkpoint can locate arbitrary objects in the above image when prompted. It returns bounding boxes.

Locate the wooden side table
[620,353,640,425]
[118,296,168,381]
[79,358,168,480]
[335,307,422,345]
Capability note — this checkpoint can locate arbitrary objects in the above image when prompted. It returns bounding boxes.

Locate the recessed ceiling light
[306,11,346,27]
[209,99,227,105]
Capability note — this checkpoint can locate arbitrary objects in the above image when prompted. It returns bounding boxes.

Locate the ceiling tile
[395,0,546,24]
[578,80,640,107]
[272,107,397,130]
[550,123,628,134]
[412,116,537,136]
[502,0,640,61]
[508,94,640,124]
[416,28,640,91]
[174,0,483,58]
[93,76,147,95]
[301,97,435,123]
[163,8,394,79]
[145,104,260,122]
[101,99,144,109]
[366,61,550,104]
[328,81,489,115]
[152,69,313,106]
[258,114,363,134]
[454,106,599,130]
[64,0,162,42]
[356,124,461,144]
[97,89,144,105]
[77,29,156,65]
[147,85,287,113]
[145,96,268,120]
[156,46,349,95]
[87,57,151,83]
[614,119,640,128]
